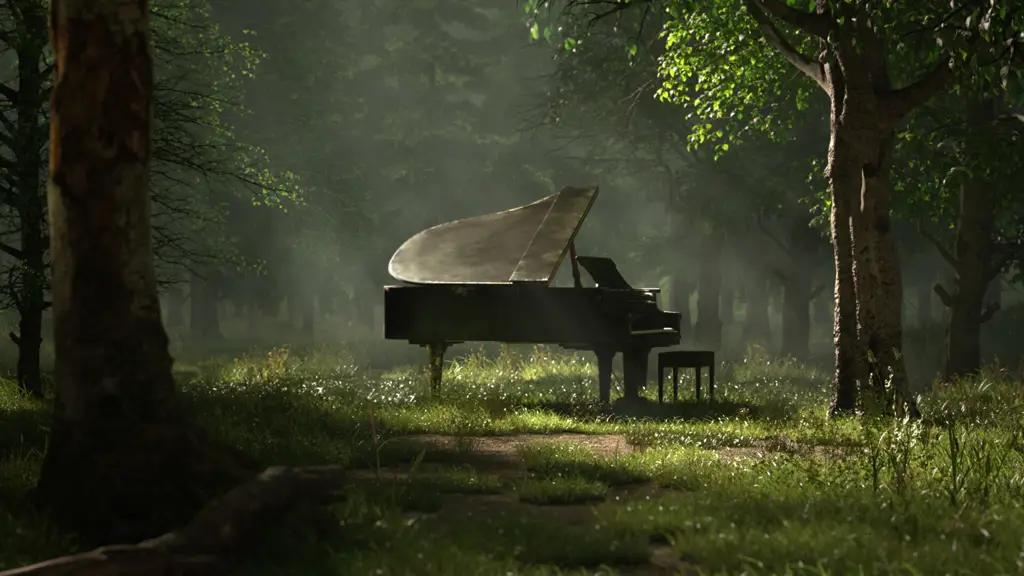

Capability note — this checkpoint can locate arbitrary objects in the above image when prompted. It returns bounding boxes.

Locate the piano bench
[657,350,716,404]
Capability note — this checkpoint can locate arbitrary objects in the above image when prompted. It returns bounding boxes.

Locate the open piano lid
[388,186,599,285]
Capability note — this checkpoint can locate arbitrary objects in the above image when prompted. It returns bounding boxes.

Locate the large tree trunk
[36,0,249,545]
[8,3,49,398]
[861,134,913,412]
[694,229,723,351]
[741,273,771,346]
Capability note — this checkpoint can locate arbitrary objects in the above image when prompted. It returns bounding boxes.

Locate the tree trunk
[811,283,830,332]
[300,294,315,342]
[937,177,997,380]
[694,230,723,351]
[719,268,735,325]
[190,270,221,340]
[915,279,933,327]
[824,86,865,416]
[164,284,186,329]
[780,266,812,360]
[861,134,913,413]
[8,3,49,398]
[741,273,771,346]
[984,277,1001,310]
[36,1,249,544]
[669,274,693,345]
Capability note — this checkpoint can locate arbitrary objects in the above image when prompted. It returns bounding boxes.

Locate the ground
[2,344,1024,574]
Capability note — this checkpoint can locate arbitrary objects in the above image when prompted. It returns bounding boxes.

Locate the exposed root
[1,466,348,576]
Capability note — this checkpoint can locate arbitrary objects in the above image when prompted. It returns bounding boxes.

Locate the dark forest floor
[3,345,1024,575]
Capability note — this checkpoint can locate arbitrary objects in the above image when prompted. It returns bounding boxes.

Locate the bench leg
[658,367,664,404]
[695,367,702,402]
[709,362,715,403]
[672,367,679,402]
[596,349,614,404]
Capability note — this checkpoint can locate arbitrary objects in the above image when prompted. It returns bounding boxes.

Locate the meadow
[1,343,1023,575]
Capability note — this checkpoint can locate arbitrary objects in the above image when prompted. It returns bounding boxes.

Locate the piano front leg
[426,342,449,395]
[622,347,650,400]
[595,348,614,404]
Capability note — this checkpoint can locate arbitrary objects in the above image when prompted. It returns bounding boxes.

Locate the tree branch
[755,212,793,256]
[0,241,24,261]
[750,0,831,38]
[810,283,827,300]
[742,0,828,91]
[916,222,957,269]
[933,282,954,308]
[980,301,1000,323]
[881,54,954,123]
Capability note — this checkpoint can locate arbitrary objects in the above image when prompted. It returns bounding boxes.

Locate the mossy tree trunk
[35,0,248,545]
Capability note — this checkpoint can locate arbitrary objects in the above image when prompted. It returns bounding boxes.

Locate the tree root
[1,465,348,576]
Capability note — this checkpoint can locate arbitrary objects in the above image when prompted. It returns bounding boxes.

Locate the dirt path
[348,433,698,575]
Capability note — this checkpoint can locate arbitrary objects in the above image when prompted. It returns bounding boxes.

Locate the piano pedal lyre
[425,342,450,396]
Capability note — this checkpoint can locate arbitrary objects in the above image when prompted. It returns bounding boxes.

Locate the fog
[0,0,1020,385]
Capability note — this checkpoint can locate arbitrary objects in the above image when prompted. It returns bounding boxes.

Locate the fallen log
[0,466,348,576]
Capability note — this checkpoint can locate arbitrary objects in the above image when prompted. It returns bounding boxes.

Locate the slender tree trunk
[825,103,864,416]
[300,294,315,342]
[741,273,771,346]
[720,269,735,325]
[915,279,933,327]
[780,266,812,360]
[669,274,693,345]
[37,0,250,544]
[8,3,49,398]
[984,277,1001,310]
[936,176,997,380]
[164,283,186,329]
[811,283,830,332]
[190,270,221,340]
[694,229,723,351]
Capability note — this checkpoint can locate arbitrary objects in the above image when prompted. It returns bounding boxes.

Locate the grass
[2,343,1024,574]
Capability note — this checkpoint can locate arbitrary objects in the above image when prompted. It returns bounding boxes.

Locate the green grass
[3,343,1024,574]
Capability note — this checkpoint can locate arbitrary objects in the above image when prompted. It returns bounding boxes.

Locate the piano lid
[388,186,599,285]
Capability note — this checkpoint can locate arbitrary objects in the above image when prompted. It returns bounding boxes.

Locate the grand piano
[383,186,681,403]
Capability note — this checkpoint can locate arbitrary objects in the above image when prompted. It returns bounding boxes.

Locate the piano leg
[426,343,449,395]
[622,347,650,400]
[595,348,614,404]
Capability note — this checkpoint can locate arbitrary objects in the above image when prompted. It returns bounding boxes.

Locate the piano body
[383,186,681,403]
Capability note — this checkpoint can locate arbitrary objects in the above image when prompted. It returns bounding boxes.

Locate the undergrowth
[1,344,1023,574]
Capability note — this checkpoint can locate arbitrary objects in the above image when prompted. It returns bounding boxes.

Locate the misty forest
[1,0,1024,574]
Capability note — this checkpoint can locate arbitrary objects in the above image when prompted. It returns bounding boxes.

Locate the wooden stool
[657,350,716,404]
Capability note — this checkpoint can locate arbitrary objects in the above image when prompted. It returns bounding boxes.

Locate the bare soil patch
[410,432,634,460]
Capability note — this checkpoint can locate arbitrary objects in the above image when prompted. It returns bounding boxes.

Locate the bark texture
[35,0,250,545]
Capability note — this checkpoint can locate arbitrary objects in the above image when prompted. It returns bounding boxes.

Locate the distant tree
[896,91,1024,380]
